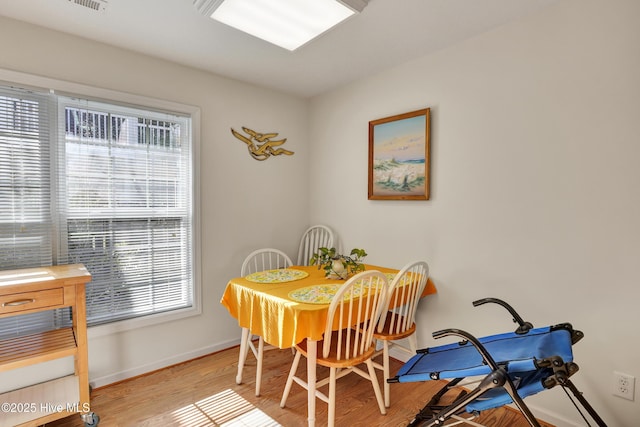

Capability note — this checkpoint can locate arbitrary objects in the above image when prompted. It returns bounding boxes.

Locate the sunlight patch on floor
[170,388,282,426]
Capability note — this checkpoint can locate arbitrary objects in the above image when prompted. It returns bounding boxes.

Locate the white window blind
[56,97,194,325]
[0,87,53,268]
[0,84,194,335]
[0,86,65,339]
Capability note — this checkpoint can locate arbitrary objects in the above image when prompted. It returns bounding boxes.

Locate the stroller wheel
[82,412,100,427]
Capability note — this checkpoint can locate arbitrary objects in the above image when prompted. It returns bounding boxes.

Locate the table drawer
[0,288,65,315]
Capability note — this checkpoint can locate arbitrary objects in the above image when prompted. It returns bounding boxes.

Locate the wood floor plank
[44,344,554,427]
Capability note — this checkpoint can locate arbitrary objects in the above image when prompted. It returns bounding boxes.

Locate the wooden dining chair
[280,270,389,427]
[296,224,335,265]
[372,260,430,407]
[238,248,293,396]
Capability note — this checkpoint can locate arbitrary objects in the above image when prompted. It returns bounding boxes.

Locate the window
[0,84,195,336]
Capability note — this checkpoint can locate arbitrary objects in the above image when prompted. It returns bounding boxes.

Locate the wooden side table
[0,264,98,427]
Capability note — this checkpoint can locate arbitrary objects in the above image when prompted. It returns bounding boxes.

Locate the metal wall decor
[231,126,294,161]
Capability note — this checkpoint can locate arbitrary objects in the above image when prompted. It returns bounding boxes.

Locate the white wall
[3,0,640,425]
[308,0,640,426]
[0,16,310,387]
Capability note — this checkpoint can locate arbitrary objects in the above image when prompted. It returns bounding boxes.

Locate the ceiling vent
[69,0,107,12]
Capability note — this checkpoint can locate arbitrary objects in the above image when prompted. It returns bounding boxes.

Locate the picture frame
[368,108,431,200]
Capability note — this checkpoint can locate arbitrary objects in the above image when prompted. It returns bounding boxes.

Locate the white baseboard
[524,407,581,427]
[388,346,413,362]
[89,338,239,389]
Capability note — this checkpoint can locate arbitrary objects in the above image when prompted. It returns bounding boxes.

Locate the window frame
[0,68,202,338]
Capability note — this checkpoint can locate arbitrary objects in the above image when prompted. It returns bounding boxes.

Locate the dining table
[220,263,436,427]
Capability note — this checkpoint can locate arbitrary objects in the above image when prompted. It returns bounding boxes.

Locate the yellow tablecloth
[220,264,436,349]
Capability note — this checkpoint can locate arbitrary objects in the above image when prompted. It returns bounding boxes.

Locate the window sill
[87,303,202,339]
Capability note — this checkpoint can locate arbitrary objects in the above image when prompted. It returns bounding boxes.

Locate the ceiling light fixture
[194,0,368,51]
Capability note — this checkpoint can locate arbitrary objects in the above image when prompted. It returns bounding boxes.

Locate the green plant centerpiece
[310,247,367,280]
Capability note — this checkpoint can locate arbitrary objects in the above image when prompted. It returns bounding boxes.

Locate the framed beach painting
[368,108,430,200]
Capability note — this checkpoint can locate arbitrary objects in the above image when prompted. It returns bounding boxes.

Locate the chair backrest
[323,270,389,360]
[378,261,430,335]
[296,225,335,265]
[241,248,293,276]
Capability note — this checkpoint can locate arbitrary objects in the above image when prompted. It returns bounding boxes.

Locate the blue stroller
[389,298,608,427]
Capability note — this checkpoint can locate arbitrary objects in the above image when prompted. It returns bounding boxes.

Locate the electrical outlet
[613,371,635,401]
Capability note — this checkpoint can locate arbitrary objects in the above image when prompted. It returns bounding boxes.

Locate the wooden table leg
[306,339,317,427]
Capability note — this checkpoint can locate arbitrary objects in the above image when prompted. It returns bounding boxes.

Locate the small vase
[327,258,348,280]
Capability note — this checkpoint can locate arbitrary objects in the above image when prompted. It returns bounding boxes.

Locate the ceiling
[0,0,559,98]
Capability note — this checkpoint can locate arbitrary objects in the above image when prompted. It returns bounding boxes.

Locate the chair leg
[236,327,250,384]
[280,350,302,408]
[247,335,258,359]
[382,341,391,408]
[366,359,387,415]
[255,336,264,396]
[328,367,337,427]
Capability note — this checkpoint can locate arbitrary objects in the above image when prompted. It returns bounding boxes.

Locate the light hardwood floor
[45,344,554,427]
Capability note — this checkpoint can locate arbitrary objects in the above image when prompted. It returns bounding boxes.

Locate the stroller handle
[473,297,534,334]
